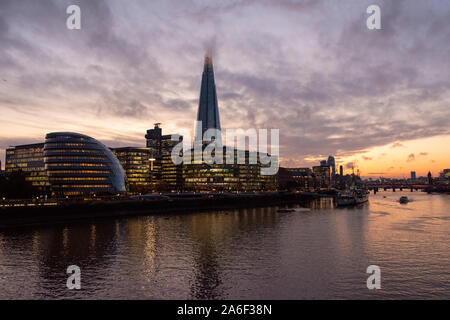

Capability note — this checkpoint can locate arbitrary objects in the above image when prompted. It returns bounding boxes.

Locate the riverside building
[111,147,153,193]
[313,165,331,189]
[181,51,277,192]
[145,123,184,191]
[5,143,50,191]
[44,132,126,197]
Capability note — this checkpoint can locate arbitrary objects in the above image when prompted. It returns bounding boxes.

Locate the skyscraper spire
[195,51,221,144]
[204,49,213,69]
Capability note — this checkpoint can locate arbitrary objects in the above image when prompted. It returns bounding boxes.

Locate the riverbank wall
[0,192,324,228]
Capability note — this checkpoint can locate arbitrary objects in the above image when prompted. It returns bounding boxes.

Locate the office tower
[182,52,277,192]
[283,168,312,190]
[44,132,125,197]
[194,51,221,145]
[327,156,336,178]
[320,160,327,166]
[112,147,153,193]
[411,171,416,180]
[145,124,183,190]
[339,165,343,176]
[160,135,184,191]
[146,123,164,155]
[313,165,331,189]
[5,143,50,191]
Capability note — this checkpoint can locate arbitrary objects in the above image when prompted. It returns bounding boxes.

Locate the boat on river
[336,187,369,206]
[399,196,409,204]
[277,208,296,213]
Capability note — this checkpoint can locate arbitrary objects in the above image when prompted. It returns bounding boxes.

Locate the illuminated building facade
[44,132,126,197]
[178,52,279,192]
[146,123,183,190]
[313,165,331,189]
[111,147,152,193]
[191,52,278,191]
[286,168,312,190]
[183,147,277,192]
[5,143,50,191]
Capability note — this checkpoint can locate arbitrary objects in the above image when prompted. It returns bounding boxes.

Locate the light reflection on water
[0,191,449,299]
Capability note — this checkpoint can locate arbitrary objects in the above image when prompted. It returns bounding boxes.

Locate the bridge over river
[366,184,429,192]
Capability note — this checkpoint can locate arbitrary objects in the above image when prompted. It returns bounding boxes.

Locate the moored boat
[336,187,369,207]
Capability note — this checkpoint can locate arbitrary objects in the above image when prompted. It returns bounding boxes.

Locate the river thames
[0,190,449,299]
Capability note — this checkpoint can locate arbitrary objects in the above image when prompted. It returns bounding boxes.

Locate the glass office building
[111,147,153,193]
[181,52,278,192]
[44,132,126,197]
[194,50,221,144]
[146,123,183,191]
[183,147,277,192]
[5,143,50,191]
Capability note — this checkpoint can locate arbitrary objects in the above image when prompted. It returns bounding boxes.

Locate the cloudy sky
[1,0,449,177]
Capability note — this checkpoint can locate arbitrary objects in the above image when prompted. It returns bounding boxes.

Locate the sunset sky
[1,0,449,178]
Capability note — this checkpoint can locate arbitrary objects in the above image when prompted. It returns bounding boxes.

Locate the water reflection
[0,192,449,299]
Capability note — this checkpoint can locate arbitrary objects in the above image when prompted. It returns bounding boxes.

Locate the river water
[0,190,449,299]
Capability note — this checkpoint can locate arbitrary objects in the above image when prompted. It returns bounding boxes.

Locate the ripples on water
[0,191,449,299]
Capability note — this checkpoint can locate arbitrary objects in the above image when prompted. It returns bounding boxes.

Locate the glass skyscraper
[194,51,221,144]
[182,52,277,192]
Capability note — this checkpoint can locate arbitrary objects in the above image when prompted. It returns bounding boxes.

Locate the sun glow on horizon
[335,135,450,179]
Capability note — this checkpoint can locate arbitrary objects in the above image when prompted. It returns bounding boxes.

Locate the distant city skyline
[1,0,449,178]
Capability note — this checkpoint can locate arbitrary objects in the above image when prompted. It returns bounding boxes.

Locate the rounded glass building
[44,132,126,196]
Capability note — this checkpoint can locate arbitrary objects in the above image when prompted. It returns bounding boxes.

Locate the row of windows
[45,143,97,148]
[44,149,102,154]
[120,161,150,165]
[49,177,108,181]
[7,163,43,168]
[6,167,46,172]
[46,163,107,167]
[127,173,150,177]
[53,185,112,189]
[45,156,107,161]
[6,148,43,155]
[46,170,110,174]
[115,153,150,157]
[6,155,44,161]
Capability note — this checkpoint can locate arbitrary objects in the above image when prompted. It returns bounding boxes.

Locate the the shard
[194,51,221,144]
